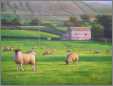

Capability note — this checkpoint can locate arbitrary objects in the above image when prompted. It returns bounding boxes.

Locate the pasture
[0,40,112,85]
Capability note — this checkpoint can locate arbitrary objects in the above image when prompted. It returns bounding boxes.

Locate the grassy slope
[1,29,60,38]
[0,40,112,85]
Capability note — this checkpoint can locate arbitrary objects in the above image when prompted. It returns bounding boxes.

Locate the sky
[85,1,112,5]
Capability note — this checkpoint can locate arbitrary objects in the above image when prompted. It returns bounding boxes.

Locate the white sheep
[14,49,37,72]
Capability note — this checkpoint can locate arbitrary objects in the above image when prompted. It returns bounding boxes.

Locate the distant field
[1,29,60,39]
[0,40,112,85]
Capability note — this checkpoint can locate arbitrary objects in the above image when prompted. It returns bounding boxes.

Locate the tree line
[1,14,112,41]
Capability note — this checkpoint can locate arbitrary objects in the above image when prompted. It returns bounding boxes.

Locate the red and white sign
[63,27,91,40]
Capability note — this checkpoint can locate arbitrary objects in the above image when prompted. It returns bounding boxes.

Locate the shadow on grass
[38,55,112,62]
[2,54,112,62]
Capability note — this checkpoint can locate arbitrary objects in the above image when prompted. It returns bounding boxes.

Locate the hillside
[1,1,112,21]
[1,29,60,40]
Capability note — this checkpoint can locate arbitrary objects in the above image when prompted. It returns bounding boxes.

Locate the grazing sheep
[2,46,15,51]
[14,49,37,72]
[94,50,100,54]
[43,48,55,55]
[65,52,79,64]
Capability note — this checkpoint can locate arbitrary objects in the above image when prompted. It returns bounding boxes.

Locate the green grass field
[1,29,60,39]
[0,40,112,85]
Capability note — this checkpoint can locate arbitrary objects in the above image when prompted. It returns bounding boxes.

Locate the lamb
[65,52,79,64]
[14,49,37,72]
[43,48,56,55]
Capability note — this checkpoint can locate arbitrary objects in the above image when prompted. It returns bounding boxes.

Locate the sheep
[2,46,15,51]
[65,52,79,64]
[14,49,37,72]
[42,48,56,55]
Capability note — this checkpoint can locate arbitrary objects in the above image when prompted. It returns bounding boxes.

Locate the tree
[80,15,90,22]
[30,18,40,25]
[91,22,104,40]
[96,15,112,39]
[64,16,80,27]
[11,17,20,25]
[1,14,20,25]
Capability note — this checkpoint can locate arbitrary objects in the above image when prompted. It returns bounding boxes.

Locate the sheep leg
[17,64,20,71]
[32,65,36,72]
[20,64,24,71]
[65,60,68,64]
[76,58,79,64]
